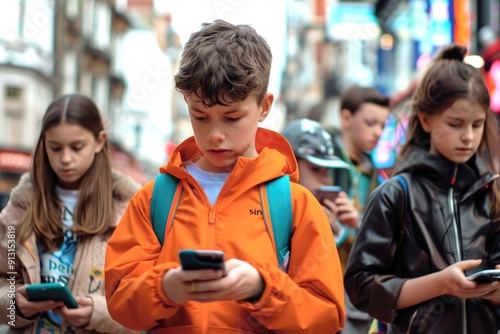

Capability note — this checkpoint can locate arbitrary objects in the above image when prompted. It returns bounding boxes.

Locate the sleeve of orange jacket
[238,184,346,333]
[105,182,183,331]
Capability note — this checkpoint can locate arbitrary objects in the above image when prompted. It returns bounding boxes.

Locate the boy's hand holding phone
[179,249,226,274]
[334,192,359,229]
[317,187,359,230]
[315,186,342,204]
[162,251,264,304]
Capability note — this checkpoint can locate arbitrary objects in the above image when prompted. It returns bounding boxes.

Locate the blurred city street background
[1,0,500,209]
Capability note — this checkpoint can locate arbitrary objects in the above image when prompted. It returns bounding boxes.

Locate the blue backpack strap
[265,175,292,268]
[394,174,409,246]
[150,173,180,245]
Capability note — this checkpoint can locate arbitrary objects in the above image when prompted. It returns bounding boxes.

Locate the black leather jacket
[344,145,500,333]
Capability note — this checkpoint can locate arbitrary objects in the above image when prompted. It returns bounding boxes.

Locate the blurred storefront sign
[326,3,381,41]
[453,0,472,48]
[482,38,500,113]
[0,148,32,210]
[109,141,150,184]
[428,0,452,48]
[128,0,153,7]
[0,149,31,173]
[486,60,500,113]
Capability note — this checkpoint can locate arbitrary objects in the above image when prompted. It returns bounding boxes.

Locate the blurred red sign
[128,0,153,8]
[0,149,31,173]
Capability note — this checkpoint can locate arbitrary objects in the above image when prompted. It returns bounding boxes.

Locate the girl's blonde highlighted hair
[18,94,115,252]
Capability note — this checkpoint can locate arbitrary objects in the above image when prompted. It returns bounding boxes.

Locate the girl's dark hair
[174,19,272,107]
[400,44,500,216]
[19,94,114,251]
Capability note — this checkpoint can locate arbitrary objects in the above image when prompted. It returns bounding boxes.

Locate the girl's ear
[95,130,107,153]
[418,112,432,133]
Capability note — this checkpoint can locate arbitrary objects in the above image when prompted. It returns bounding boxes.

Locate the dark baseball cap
[281,119,350,169]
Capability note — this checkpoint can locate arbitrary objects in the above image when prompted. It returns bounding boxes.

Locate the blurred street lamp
[125,109,148,151]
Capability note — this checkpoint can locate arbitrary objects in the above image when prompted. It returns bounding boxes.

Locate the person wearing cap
[281,119,359,248]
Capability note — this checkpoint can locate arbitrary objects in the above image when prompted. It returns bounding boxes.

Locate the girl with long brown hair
[0,94,140,333]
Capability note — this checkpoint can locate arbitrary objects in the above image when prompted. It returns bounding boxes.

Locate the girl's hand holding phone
[17,284,93,327]
[441,260,499,299]
[53,296,93,328]
[16,285,64,318]
[480,264,500,305]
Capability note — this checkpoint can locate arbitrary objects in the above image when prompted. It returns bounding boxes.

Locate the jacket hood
[393,144,494,192]
[159,127,299,188]
[9,170,140,209]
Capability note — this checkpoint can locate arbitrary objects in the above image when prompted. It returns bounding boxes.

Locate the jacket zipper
[205,203,217,332]
[406,309,419,333]
[448,166,467,334]
[186,171,219,333]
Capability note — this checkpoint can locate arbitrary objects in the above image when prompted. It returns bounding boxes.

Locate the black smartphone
[179,249,226,275]
[466,269,500,283]
[26,282,78,308]
[316,185,342,203]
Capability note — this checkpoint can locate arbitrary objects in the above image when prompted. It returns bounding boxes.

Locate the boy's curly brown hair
[174,19,272,108]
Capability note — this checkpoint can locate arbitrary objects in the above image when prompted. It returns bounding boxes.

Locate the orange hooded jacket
[105,128,345,333]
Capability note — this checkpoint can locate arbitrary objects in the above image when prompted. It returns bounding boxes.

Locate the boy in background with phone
[281,119,359,248]
[105,20,345,333]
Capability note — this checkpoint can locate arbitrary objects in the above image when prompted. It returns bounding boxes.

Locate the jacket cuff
[0,284,38,328]
[334,224,347,246]
[154,266,182,309]
[11,303,39,327]
[82,295,105,330]
[237,261,278,310]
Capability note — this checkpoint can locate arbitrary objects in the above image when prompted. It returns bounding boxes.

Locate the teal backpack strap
[150,173,180,245]
[265,175,292,268]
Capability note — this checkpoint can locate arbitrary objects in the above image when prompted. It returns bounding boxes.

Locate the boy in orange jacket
[105,19,345,333]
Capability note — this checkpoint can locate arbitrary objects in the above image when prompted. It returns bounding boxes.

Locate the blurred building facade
[124,0,500,151]
[283,0,500,125]
[1,0,498,209]
[117,0,174,170]
[0,0,147,209]
[282,0,383,130]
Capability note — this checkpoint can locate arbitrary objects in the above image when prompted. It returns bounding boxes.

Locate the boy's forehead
[185,93,258,110]
[185,92,258,106]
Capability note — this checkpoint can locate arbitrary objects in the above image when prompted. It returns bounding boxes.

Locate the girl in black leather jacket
[344,44,500,334]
